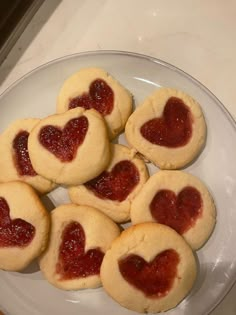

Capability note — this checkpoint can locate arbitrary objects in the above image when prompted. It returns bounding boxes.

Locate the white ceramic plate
[0,51,236,315]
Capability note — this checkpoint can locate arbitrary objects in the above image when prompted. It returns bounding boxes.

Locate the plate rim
[1,49,235,129]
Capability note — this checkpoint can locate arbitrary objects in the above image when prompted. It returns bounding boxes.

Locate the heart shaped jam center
[85,160,140,202]
[119,249,179,298]
[0,197,35,247]
[56,221,104,280]
[68,79,114,116]
[39,116,88,162]
[150,187,202,234]
[13,131,37,176]
[140,97,192,147]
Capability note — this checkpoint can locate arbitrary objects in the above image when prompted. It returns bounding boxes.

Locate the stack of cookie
[0,67,216,313]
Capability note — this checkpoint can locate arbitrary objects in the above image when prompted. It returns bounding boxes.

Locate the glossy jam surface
[0,197,35,247]
[85,160,140,202]
[119,249,180,298]
[39,116,88,162]
[56,221,104,280]
[150,187,202,234]
[140,97,192,147]
[13,131,37,176]
[68,79,114,116]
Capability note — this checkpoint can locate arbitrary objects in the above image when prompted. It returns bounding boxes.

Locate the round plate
[0,51,235,315]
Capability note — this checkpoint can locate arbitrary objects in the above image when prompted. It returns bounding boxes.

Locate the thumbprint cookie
[0,119,55,194]
[125,88,206,169]
[131,170,216,250]
[0,181,50,271]
[39,204,120,290]
[56,67,133,139]
[28,107,110,186]
[69,144,149,223]
[101,223,197,313]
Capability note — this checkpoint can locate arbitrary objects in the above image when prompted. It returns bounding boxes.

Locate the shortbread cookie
[69,144,149,223]
[131,171,216,250]
[39,204,120,290]
[56,67,133,139]
[101,223,197,313]
[28,107,110,185]
[125,88,206,169]
[0,181,50,271]
[0,118,55,194]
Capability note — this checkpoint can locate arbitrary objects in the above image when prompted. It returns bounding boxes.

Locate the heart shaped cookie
[28,108,110,185]
[69,144,149,223]
[0,118,55,194]
[56,221,104,280]
[69,79,114,116]
[0,197,35,247]
[0,181,49,271]
[101,223,197,313]
[125,88,206,169]
[39,204,120,290]
[140,96,192,147]
[39,116,88,162]
[150,187,202,234]
[131,170,216,250]
[56,67,133,139]
[119,249,179,297]
[85,160,139,202]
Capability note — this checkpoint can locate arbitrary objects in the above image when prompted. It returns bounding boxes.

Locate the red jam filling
[56,221,104,280]
[68,79,114,116]
[150,186,202,234]
[119,249,180,298]
[85,160,140,202]
[0,197,35,247]
[13,131,37,176]
[140,97,192,147]
[39,116,88,162]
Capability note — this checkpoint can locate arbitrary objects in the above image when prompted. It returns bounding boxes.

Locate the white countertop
[0,0,236,314]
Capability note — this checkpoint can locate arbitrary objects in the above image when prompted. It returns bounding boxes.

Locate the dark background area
[0,0,45,64]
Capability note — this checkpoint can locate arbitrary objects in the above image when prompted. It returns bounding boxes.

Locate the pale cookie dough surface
[0,118,55,194]
[69,144,149,223]
[131,170,216,250]
[125,88,206,169]
[0,181,50,271]
[39,204,120,290]
[56,67,133,139]
[28,107,110,186]
[101,222,197,313]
